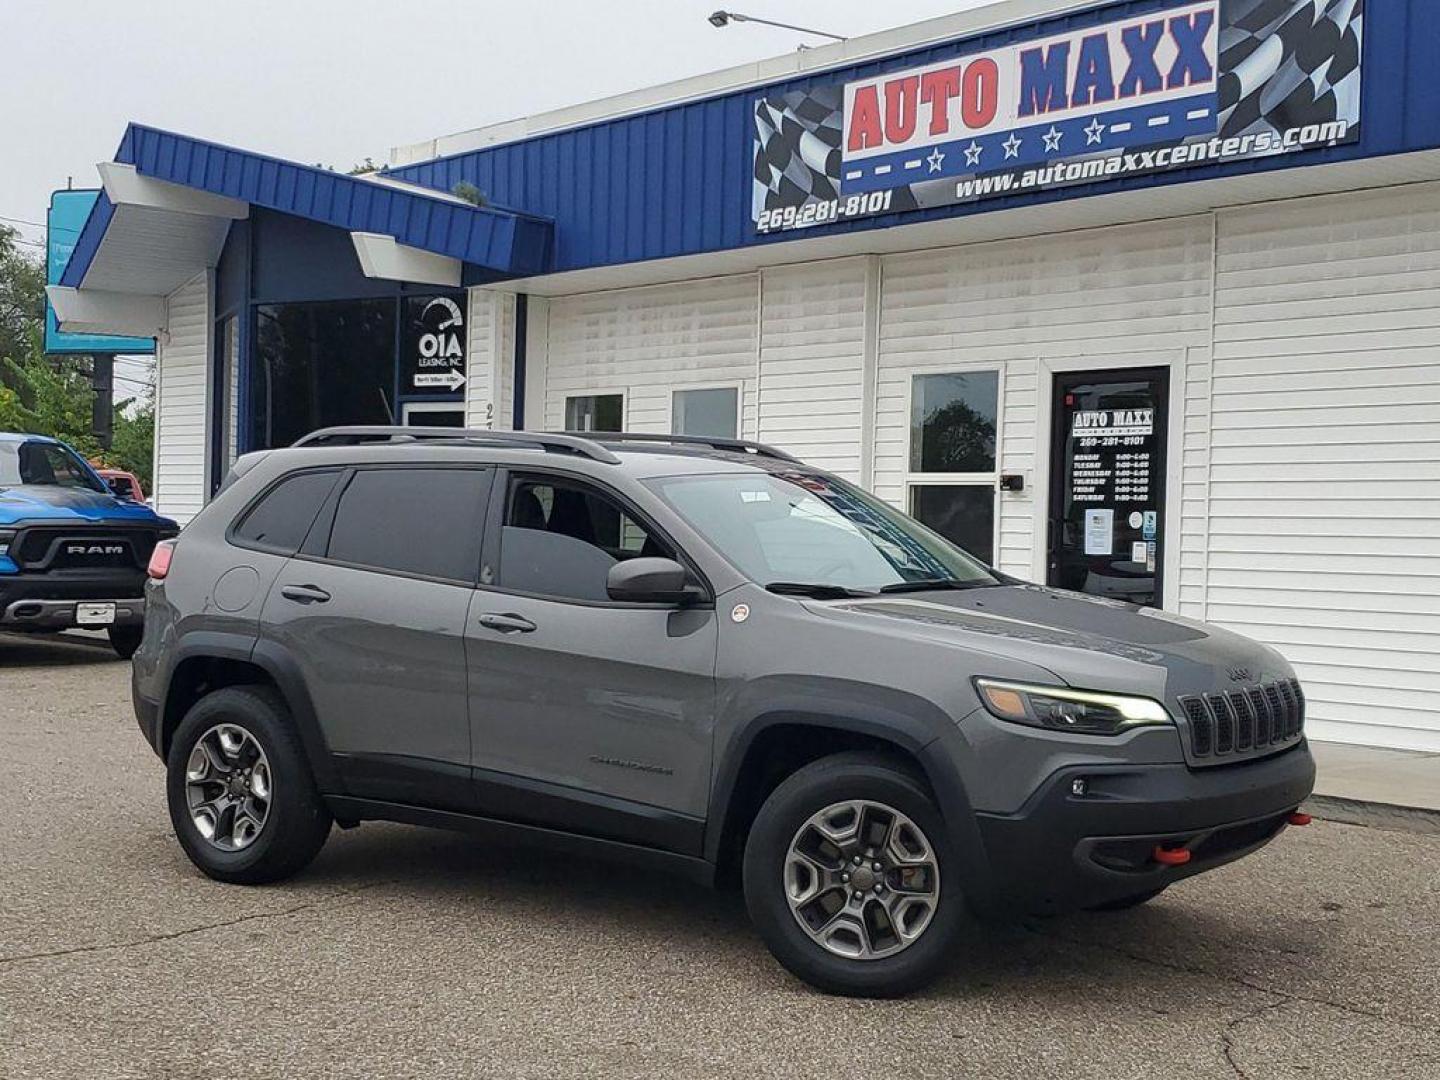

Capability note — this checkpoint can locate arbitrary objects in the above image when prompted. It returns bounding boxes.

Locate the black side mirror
[606,557,696,605]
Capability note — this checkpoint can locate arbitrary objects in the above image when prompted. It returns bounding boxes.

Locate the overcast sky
[1,0,993,246]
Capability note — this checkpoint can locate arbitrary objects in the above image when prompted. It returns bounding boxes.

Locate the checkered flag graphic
[752,87,846,217]
[1219,0,1363,140]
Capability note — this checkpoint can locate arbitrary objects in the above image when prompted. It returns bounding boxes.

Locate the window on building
[232,470,343,555]
[249,299,398,451]
[672,386,739,439]
[325,468,489,582]
[906,371,1000,565]
[565,394,624,433]
[498,477,670,602]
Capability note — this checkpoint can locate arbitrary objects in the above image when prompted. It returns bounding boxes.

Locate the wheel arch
[158,633,341,792]
[706,684,994,905]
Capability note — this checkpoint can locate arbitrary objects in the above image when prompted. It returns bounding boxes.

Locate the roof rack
[291,426,622,464]
[570,431,801,463]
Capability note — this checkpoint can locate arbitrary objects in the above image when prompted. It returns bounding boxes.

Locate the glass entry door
[1048,368,1168,607]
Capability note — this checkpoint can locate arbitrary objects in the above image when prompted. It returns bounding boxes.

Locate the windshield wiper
[765,582,877,600]
[877,579,993,594]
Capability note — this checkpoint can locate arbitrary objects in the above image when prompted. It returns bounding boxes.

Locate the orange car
[93,468,146,504]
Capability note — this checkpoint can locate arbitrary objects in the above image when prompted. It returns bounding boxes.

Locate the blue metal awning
[60,123,554,293]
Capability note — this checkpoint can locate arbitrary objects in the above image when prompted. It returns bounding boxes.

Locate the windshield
[646,471,1001,593]
[0,441,106,493]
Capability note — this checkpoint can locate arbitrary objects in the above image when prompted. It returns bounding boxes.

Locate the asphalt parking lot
[2,632,1438,1080]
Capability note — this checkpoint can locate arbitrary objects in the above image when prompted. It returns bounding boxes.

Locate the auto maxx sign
[752,0,1364,233]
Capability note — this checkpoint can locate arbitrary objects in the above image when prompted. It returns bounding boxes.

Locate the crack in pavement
[1220,997,1290,1080]
[0,881,392,968]
[1019,921,1430,1035]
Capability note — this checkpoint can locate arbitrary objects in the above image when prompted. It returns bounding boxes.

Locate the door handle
[477,612,537,634]
[280,584,332,605]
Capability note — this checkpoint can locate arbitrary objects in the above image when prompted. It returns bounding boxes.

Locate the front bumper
[975,742,1316,914]
[0,569,147,632]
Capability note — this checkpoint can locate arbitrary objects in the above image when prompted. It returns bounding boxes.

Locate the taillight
[147,539,176,580]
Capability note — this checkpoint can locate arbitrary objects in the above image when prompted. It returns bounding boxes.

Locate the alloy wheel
[783,799,941,960]
[184,724,273,851]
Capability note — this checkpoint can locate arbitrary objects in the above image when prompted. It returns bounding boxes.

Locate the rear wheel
[166,686,331,884]
[743,752,963,997]
[108,625,143,659]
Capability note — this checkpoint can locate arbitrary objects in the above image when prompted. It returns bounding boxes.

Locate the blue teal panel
[389,0,1440,275]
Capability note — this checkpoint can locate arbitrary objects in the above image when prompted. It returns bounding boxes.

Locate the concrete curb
[1305,794,1440,836]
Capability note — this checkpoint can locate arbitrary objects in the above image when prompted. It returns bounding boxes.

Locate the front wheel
[108,625,143,659]
[743,752,964,997]
[166,686,332,884]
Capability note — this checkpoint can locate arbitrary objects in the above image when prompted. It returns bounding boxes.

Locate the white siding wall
[542,275,759,434]
[465,288,496,430]
[1206,183,1440,751]
[465,289,518,430]
[756,259,870,480]
[874,218,1213,580]
[152,272,210,524]
[517,184,1439,751]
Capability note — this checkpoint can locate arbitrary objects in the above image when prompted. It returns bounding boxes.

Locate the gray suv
[132,428,1316,997]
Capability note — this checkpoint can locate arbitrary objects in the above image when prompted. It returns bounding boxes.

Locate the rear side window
[233,470,342,554]
[325,468,489,582]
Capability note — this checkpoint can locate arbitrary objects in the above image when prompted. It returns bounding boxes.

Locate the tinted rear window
[325,468,489,581]
[233,470,342,554]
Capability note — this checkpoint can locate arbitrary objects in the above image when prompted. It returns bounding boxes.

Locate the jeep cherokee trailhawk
[132,427,1315,996]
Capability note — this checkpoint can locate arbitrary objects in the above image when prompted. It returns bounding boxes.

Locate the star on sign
[926,147,946,174]
[964,141,983,166]
[1042,126,1064,152]
[1084,117,1106,145]
[1002,133,1023,159]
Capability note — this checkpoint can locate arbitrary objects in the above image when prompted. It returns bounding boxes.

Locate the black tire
[166,686,332,884]
[108,625,143,659]
[1086,886,1168,912]
[743,752,965,998]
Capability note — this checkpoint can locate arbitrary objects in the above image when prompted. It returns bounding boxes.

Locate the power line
[0,213,47,230]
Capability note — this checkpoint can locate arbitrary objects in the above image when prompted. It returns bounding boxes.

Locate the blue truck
[0,432,177,657]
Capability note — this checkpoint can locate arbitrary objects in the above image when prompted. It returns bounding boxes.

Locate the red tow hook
[1152,845,1192,867]
[1288,812,1312,826]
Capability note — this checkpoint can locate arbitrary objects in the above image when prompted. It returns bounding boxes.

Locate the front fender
[707,676,999,912]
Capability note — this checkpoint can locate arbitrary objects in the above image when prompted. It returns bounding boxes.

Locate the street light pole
[707,11,847,42]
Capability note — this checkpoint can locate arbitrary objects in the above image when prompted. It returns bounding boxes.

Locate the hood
[811,583,1291,704]
[0,484,174,528]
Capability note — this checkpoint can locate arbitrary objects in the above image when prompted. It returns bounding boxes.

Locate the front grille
[12,525,161,571]
[1178,678,1306,763]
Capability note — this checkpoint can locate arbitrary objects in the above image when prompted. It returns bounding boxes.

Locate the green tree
[0,224,156,487]
[108,393,156,491]
[1,224,47,388]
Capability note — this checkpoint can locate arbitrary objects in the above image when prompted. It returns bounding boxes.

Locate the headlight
[974,678,1173,736]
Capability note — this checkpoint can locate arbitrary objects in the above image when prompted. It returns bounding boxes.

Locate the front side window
[647,472,999,594]
[498,477,670,602]
[565,394,624,433]
[672,387,739,439]
[324,468,488,581]
[0,441,105,493]
[907,371,1000,565]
